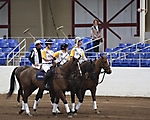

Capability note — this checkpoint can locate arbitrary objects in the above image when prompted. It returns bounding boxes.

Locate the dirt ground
[1,93,150,120]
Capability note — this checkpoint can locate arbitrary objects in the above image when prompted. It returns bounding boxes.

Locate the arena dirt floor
[1,93,150,120]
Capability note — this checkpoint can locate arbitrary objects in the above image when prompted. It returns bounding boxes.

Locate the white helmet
[75,37,82,44]
[35,40,42,46]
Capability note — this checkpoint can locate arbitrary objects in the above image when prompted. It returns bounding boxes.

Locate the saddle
[36,70,45,81]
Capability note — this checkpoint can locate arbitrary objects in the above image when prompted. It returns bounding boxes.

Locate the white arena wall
[0,66,150,97]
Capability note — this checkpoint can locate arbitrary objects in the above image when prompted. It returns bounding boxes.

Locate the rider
[28,40,43,69]
[53,43,69,66]
[41,39,55,89]
[70,37,87,64]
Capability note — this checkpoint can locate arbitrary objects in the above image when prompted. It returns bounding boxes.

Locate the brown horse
[71,54,112,114]
[7,57,80,118]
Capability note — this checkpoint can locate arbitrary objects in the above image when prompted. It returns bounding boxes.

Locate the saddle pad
[36,70,45,81]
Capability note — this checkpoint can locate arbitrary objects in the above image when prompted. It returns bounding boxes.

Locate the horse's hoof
[26,112,32,116]
[95,109,100,114]
[73,112,77,116]
[33,111,38,115]
[17,102,21,107]
[56,109,63,114]
[68,112,72,118]
[33,109,36,112]
[19,110,24,114]
[52,112,57,117]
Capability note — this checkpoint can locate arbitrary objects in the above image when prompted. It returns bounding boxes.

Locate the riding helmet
[45,39,53,46]
[60,43,68,50]
[35,40,42,46]
[75,37,82,44]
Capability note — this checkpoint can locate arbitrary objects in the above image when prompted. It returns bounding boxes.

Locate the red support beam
[72,0,75,37]
[74,0,103,23]
[103,0,107,51]
[107,0,135,23]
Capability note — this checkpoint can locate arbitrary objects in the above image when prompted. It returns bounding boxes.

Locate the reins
[98,71,106,84]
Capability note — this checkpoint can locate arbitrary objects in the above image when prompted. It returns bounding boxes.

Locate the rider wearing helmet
[41,39,55,89]
[28,40,43,69]
[70,37,87,64]
[53,43,69,66]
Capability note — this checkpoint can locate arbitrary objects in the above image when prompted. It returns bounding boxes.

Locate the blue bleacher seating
[129,59,139,67]
[119,43,127,48]
[0,41,9,48]
[20,58,32,66]
[0,52,6,65]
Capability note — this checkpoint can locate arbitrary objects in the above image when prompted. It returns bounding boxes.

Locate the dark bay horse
[7,57,80,117]
[71,54,112,114]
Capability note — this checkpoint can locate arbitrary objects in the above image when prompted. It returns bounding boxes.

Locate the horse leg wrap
[93,101,97,110]
[65,103,70,113]
[76,102,82,110]
[24,103,30,114]
[71,103,75,112]
[21,101,25,110]
[52,103,57,113]
[33,100,38,111]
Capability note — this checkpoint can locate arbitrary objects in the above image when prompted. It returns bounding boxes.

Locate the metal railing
[6,38,26,66]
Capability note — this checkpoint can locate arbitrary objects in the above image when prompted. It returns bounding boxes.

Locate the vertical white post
[39,0,44,38]
[140,0,145,42]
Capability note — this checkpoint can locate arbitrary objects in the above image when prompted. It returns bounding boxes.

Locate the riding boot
[44,70,51,89]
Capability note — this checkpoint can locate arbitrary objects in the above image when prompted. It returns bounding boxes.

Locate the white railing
[6,38,26,66]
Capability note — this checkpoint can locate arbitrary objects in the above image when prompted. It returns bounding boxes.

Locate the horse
[71,54,112,114]
[9,65,61,114]
[7,57,80,118]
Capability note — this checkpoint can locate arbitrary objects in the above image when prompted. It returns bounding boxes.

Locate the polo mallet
[23,28,37,41]
[57,26,68,39]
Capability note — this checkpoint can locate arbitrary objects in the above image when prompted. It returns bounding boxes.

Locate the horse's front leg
[70,90,76,112]
[74,89,85,114]
[90,88,100,114]
[57,90,72,118]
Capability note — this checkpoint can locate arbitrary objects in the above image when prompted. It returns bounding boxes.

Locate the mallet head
[57,26,63,30]
[23,28,30,34]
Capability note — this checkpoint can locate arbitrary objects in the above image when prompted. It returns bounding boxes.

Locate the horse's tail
[7,67,18,99]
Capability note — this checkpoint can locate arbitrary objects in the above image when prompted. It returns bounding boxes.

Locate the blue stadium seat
[120,59,131,67]
[2,48,13,58]
[0,52,6,65]
[137,43,145,49]
[105,48,113,52]
[119,43,127,48]
[145,53,150,59]
[133,53,139,59]
[7,39,18,44]
[140,53,146,59]
[9,42,18,48]
[0,48,2,52]
[25,52,30,58]
[126,53,134,58]
[20,58,32,66]
[129,59,139,67]
[0,41,9,48]
[112,59,121,67]
[140,59,148,67]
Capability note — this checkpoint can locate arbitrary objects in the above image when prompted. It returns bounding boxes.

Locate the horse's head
[95,54,112,74]
[62,57,80,75]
